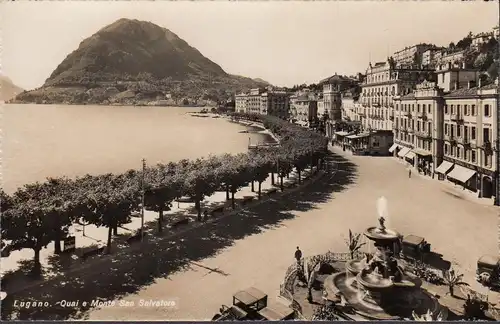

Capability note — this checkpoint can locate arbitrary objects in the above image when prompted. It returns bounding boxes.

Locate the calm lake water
[1,105,272,194]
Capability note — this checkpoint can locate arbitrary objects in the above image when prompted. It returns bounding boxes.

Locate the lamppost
[141,158,146,241]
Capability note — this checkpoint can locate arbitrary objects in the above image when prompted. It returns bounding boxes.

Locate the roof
[444,83,497,98]
[233,287,266,305]
[400,93,415,100]
[478,255,500,266]
[403,234,425,246]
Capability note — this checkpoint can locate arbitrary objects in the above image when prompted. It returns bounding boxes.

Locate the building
[392,80,445,175]
[247,88,265,114]
[235,93,248,113]
[317,93,325,119]
[341,92,360,122]
[359,59,434,132]
[437,50,465,66]
[292,95,318,127]
[392,44,435,68]
[260,89,290,119]
[471,32,494,49]
[439,79,498,198]
[422,48,444,69]
[323,83,342,139]
[435,62,480,93]
[493,26,499,38]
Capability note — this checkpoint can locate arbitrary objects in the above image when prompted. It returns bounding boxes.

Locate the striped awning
[405,151,416,160]
[447,165,476,183]
[435,161,454,174]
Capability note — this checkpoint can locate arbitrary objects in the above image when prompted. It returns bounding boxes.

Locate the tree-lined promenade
[0,113,328,275]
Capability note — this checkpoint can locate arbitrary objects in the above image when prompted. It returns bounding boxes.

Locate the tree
[76,173,140,254]
[226,154,252,209]
[443,268,469,297]
[344,229,366,259]
[3,182,74,274]
[144,163,182,233]
[183,159,219,221]
[248,153,271,199]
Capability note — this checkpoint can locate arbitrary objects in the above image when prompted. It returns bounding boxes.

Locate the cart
[400,235,430,262]
[258,302,295,320]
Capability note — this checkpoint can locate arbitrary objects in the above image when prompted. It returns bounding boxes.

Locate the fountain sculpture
[326,197,446,320]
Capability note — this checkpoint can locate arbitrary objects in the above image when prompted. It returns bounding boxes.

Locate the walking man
[408,168,412,179]
[295,246,302,264]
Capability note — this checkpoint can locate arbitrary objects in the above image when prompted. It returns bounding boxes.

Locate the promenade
[3,147,497,320]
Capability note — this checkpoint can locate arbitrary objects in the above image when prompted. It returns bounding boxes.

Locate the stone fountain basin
[346,259,364,276]
[364,227,400,241]
[357,272,393,290]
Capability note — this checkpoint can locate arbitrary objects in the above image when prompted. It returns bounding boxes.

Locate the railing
[457,136,470,145]
[417,111,427,120]
[407,128,415,134]
[450,113,462,122]
[415,130,431,138]
[404,111,412,117]
[482,141,492,151]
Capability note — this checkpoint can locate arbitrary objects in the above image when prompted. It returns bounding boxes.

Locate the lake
[1,105,273,194]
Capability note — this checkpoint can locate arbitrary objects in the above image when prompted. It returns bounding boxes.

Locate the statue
[378,217,386,231]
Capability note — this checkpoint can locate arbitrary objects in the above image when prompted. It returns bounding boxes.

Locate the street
[85,147,497,320]
[3,148,497,320]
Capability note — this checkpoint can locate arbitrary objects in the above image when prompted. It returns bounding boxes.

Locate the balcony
[400,126,408,132]
[416,130,432,139]
[445,134,457,145]
[450,113,463,123]
[482,141,492,152]
[404,111,412,118]
[457,136,470,146]
[389,115,394,121]
[407,128,415,134]
[417,111,427,120]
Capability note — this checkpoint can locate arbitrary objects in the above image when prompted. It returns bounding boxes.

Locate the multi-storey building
[422,48,444,69]
[260,90,290,119]
[317,93,325,119]
[235,93,248,113]
[437,50,465,66]
[323,83,342,139]
[247,88,265,114]
[292,95,318,126]
[392,80,445,174]
[471,32,494,49]
[392,44,435,68]
[359,60,434,132]
[440,79,498,198]
[435,62,480,92]
[341,92,360,122]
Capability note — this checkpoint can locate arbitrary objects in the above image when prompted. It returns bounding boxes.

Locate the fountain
[327,197,446,320]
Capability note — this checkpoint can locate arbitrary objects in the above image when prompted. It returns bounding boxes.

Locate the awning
[335,131,349,136]
[397,147,410,157]
[435,161,454,174]
[405,151,416,160]
[352,133,370,139]
[413,148,432,157]
[447,164,476,183]
[389,144,399,153]
[346,134,357,139]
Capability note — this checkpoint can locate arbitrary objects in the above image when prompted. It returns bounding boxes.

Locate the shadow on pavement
[1,152,358,321]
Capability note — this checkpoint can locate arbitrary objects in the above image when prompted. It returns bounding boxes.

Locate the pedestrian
[295,246,302,264]
[408,168,412,178]
[203,210,208,221]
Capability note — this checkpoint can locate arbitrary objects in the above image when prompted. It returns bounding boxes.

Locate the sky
[1,1,498,90]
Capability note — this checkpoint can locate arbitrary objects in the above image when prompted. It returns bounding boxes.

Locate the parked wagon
[476,255,500,289]
[400,235,430,262]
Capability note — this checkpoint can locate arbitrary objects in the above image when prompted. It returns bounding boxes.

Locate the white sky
[1,1,498,90]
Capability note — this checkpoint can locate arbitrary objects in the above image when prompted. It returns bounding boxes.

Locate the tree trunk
[33,247,42,275]
[280,176,284,192]
[449,286,454,297]
[307,288,313,303]
[286,173,289,179]
[251,181,255,192]
[195,199,202,221]
[271,172,275,185]
[106,225,113,254]
[158,209,163,233]
[231,187,235,209]
[225,185,230,200]
[298,169,302,184]
[113,224,118,236]
[258,181,262,199]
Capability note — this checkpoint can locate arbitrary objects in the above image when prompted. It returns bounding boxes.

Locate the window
[471,104,476,116]
[471,126,476,140]
[464,104,469,115]
[450,104,454,114]
[472,150,476,163]
[457,104,461,115]
[457,147,461,159]
[484,104,490,117]
[451,125,455,137]
[428,104,431,113]
[483,128,490,142]
[444,144,449,155]
[464,126,468,139]
[445,124,449,135]
[457,125,461,137]
[444,105,448,114]
[417,104,420,112]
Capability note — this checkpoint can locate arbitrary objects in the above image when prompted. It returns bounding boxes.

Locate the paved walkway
[4,149,497,320]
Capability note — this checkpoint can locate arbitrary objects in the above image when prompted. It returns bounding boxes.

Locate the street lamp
[141,158,146,241]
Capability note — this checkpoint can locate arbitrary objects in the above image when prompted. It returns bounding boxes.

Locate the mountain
[13,18,270,106]
[1,76,24,102]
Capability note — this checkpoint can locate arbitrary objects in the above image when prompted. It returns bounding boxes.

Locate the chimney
[468,80,476,89]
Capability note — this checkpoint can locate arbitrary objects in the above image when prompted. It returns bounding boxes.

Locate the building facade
[235,93,248,113]
[359,60,434,132]
[323,83,342,139]
[392,44,435,68]
[440,80,498,198]
[392,80,445,174]
[261,90,290,119]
